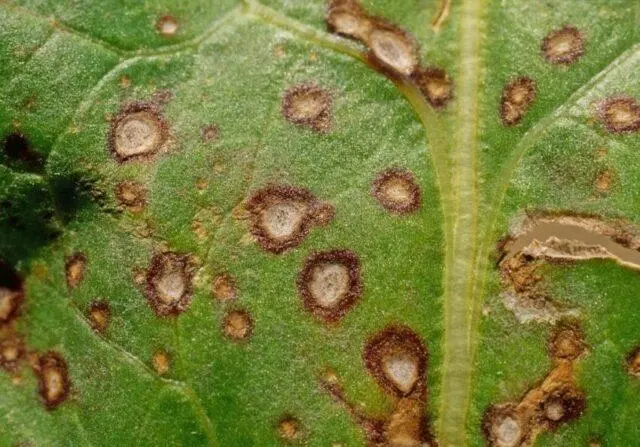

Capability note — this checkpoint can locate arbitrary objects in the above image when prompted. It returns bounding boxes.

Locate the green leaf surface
[1,0,639,446]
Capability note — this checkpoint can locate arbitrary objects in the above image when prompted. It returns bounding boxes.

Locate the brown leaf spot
[282,84,333,133]
[0,261,24,326]
[367,22,419,77]
[87,301,111,333]
[482,404,530,447]
[65,253,87,289]
[297,250,362,323]
[107,102,168,162]
[363,326,428,398]
[596,97,640,134]
[222,309,254,341]
[594,169,614,194]
[277,415,301,442]
[0,337,25,372]
[500,77,536,126]
[201,124,220,143]
[245,185,334,254]
[371,168,422,215]
[627,346,640,378]
[156,15,179,37]
[212,274,237,303]
[152,351,170,375]
[326,0,372,42]
[541,25,585,65]
[35,352,70,409]
[413,67,454,109]
[145,252,194,316]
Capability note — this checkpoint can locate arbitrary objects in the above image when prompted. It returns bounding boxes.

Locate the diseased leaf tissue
[1,0,639,445]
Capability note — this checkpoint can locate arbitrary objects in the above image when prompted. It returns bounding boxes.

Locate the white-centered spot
[494,416,522,447]
[157,16,178,36]
[262,202,307,240]
[382,352,419,393]
[309,263,350,308]
[380,178,413,204]
[369,28,417,76]
[155,270,186,305]
[43,368,65,402]
[114,112,163,158]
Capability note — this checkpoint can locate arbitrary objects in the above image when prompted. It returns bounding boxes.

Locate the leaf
[1,0,639,445]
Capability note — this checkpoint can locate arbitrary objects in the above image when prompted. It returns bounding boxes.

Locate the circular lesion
[371,168,422,215]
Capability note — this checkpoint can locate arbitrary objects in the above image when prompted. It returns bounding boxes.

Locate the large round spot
[596,97,640,134]
[541,25,584,65]
[368,25,418,77]
[371,168,422,215]
[281,85,333,133]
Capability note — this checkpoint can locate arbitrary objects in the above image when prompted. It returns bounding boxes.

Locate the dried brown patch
[278,415,301,442]
[222,309,254,341]
[483,326,587,446]
[152,351,170,375]
[0,337,25,372]
[321,326,436,446]
[87,301,111,333]
[596,97,640,134]
[363,326,428,398]
[326,0,372,42]
[626,346,640,378]
[107,102,169,163]
[541,25,585,65]
[297,250,362,323]
[367,21,419,77]
[500,77,537,126]
[65,252,87,289]
[371,168,422,215]
[245,184,334,254]
[115,180,147,212]
[0,261,24,326]
[35,352,70,409]
[145,252,195,316]
[282,84,333,133]
[156,15,179,37]
[212,273,237,303]
[413,67,453,109]
[201,124,220,143]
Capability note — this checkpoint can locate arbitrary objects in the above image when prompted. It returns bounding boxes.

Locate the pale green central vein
[438,0,485,445]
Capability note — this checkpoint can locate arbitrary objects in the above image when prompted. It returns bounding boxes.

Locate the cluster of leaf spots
[0,260,70,409]
[320,325,436,446]
[483,325,587,447]
[244,184,334,254]
[326,0,453,108]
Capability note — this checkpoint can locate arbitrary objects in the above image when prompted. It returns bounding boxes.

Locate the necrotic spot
[0,260,24,325]
[482,405,528,447]
[107,102,168,162]
[367,23,419,77]
[413,67,454,109]
[65,252,87,289]
[277,415,301,441]
[542,25,585,65]
[156,15,179,36]
[222,309,254,341]
[36,352,70,409]
[626,346,640,378]
[212,273,237,303]
[326,0,372,42]
[363,325,428,397]
[145,252,194,316]
[245,185,334,254]
[0,337,25,372]
[596,97,640,134]
[281,84,333,133]
[152,351,170,375]
[87,301,111,333]
[500,77,536,126]
[297,250,362,323]
[371,168,422,214]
